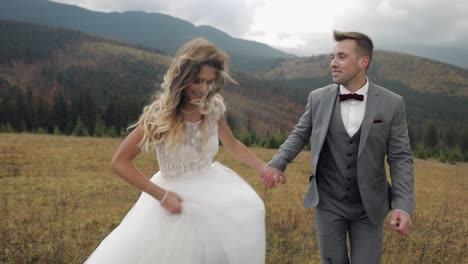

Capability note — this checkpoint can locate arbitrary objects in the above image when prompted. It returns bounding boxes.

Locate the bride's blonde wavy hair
[132,37,235,151]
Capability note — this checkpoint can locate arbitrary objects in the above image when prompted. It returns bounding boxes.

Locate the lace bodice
[155,101,225,181]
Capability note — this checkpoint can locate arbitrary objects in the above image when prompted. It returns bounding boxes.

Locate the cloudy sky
[51,0,468,56]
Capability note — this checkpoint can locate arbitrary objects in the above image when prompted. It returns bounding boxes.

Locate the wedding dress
[84,102,266,264]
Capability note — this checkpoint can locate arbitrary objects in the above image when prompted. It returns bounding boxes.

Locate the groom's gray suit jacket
[269,81,414,224]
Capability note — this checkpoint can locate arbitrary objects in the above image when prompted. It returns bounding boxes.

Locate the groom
[262,31,414,263]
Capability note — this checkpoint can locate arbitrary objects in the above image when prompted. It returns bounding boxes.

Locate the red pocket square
[373,119,384,124]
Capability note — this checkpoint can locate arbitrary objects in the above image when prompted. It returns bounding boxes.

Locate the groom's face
[330,39,366,86]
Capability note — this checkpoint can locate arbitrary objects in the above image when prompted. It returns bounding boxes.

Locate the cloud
[52,0,255,37]
[272,32,333,56]
[332,0,468,48]
[51,0,467,57]
[271,0,468,57]
[173,0,255,36]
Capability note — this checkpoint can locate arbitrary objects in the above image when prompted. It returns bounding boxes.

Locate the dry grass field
[0,133,467,263]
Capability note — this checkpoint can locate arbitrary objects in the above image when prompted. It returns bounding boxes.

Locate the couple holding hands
[85,30,413,264]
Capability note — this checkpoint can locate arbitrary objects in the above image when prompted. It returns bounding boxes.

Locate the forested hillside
[0,20,467,162]
[0,20,300,146]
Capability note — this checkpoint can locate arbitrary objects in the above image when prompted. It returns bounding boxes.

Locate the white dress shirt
[339,79,369,137]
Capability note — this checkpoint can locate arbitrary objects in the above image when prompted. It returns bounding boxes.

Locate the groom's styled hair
[333,30,374,69]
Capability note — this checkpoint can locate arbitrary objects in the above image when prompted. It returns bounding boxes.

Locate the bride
[84,38,266,264]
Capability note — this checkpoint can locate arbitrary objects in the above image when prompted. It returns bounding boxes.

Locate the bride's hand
[160,191,183,214]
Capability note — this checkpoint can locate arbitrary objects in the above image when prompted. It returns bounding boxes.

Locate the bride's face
[184,65,216,105]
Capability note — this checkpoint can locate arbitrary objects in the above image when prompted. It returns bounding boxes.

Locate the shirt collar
[340,77,369,96]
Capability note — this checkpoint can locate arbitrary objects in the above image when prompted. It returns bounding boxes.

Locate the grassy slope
[0,133,466,263]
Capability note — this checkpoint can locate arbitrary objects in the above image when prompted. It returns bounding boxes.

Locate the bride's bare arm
[111,128,182,214]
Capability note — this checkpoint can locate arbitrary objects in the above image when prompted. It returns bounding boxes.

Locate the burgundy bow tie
[339,93,364,102]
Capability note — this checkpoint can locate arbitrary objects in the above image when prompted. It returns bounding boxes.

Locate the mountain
[382,45,468,70]
[259,50,468,96]
[1,20,467,152]
[0,0,292,72]
[0,20,299,137]
[0,20,172,101]
[255,51,468,129]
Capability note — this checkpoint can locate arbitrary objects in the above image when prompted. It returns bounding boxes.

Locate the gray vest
[316,96,362,204]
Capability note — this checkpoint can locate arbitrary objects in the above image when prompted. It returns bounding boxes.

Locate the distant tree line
[235,120,468,163]
[0,20,466,162]
[1,84,467,162]
[408,121,468,163]
[232,124,289,150]
[0,83,291,149]
[0,84,142,138]
[236,75,468,163]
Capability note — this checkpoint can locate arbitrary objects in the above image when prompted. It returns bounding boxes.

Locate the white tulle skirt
[84,162,266,264]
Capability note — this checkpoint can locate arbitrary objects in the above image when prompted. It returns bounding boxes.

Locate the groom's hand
[260,165,286,189]
[390,210,412,236]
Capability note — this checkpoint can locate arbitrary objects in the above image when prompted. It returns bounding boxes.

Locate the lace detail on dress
[155,100,225,181]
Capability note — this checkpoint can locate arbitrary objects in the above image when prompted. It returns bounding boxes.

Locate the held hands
[389,210,412,236]
[260,165,287,189]
[160,191,183,214]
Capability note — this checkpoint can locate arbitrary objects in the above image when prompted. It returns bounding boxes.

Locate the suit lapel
[358,82,381,157]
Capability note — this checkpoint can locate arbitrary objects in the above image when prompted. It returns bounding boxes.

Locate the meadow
[0,133,466,263]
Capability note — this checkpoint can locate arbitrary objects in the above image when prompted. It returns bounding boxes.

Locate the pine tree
[52,91,69,134]
[240,132,251,147]
[2,92,14,127]
[36,127,46,134]
[246,115,252,132]
[106,126,117,138]
[53,126,61,135]
[72,115,89,136]
[264,135,280,149]
[0,99,4,126]
[460,128,468,162]
[2,123,14,133]
[93,115,106,137]
[444,129,457,148]
[104,96,118,131]
[37,97,50,132]
[414,143,429,159]
[13,86,27,132]
[447,146,463,164]
[423,122,438,152]
[248,131,260,147]
[408,122,421,147]
[25,86,37,131]
[82,89,97,135]
[70,89,97,135]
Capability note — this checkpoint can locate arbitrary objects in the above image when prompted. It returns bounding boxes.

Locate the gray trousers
[314,196,383,264]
